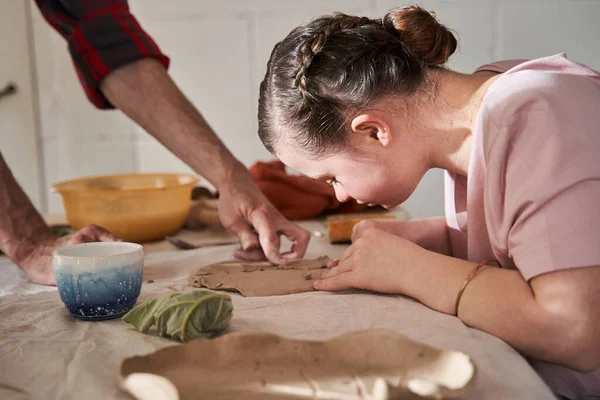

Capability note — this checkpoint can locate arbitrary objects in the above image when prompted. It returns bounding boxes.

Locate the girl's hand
[352,217,452,256]
[351,219,416,243]
[314,227,430,293]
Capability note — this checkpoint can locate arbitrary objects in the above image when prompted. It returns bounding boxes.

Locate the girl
[257,6,600,399]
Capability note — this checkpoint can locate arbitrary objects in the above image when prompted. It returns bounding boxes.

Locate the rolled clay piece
[189,256,331,297]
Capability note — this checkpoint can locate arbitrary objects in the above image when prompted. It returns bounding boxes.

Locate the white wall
[27,0,600,217]
[0,1,43,210]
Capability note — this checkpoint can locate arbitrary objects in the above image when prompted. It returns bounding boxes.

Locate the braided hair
[258,6,457,156]
[293,16,374,102]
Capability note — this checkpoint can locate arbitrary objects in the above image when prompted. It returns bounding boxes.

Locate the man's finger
[239,229,261,252]
[278,221,311,259]
[226,220,261,252]
[83,224,122,242]
[313,272,354,292]
[233,247,266,261]
[70,234,93,245]
[250,207,283,264]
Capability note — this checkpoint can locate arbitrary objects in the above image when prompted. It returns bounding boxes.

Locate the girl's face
[275,113,431,209]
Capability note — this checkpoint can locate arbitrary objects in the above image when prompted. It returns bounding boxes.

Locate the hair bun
[383,6,457,66]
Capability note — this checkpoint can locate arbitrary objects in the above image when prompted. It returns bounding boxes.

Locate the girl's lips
[355,200,380,207]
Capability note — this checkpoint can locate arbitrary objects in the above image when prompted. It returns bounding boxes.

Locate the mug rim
[53,242,143,260]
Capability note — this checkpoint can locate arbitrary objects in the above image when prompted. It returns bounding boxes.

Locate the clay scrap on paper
[120,329,476,400]
[189,256,331,297]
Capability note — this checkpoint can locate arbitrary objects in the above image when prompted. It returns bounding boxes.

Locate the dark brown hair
[258,6,457,157]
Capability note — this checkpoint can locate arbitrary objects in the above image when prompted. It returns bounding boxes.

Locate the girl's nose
[334,186,351,203]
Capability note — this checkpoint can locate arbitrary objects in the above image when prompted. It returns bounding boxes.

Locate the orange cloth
[249,160,372,220]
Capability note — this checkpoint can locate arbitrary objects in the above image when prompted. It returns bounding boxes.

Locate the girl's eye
[328,178,338,188]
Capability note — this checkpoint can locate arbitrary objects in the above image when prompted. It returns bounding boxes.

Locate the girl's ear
[351,113,392,147]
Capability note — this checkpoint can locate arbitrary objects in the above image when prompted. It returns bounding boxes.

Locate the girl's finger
[321,259,353,279]
[313,272,354,292]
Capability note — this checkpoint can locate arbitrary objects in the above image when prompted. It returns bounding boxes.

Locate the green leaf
[123,293,177,333]
[122,290,233,342]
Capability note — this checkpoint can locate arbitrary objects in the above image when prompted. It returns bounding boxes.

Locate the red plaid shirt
[35,0,170,109]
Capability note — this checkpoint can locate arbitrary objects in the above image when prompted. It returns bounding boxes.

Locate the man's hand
[1,152,122,286]
[14,225,122,286]
[218,163,310,264]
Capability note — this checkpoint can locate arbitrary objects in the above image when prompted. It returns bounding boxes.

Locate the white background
[2,0,599,218]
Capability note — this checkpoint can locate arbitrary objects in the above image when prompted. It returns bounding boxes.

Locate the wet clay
[120,329,475,400]
[189,256,330,297]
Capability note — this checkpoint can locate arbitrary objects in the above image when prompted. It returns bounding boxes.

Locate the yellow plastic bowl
[52,173,200,243]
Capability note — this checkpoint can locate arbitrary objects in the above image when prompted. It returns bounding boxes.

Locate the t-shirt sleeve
[34,0,170,109]
[485,72,600,281]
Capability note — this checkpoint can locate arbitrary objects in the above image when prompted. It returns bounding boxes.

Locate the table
[0,221,554,399]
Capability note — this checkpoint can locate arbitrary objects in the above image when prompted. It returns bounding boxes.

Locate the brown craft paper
[189,256,330,296]
[143,229,238,253]
[120,329,476,400]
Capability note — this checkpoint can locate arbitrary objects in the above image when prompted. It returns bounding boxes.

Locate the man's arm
[34,0,170,109]
[33,0,311,262]
[100,59,310,262]
[100,59,239,195]
[0,152,120,285]
[0,152,53,263]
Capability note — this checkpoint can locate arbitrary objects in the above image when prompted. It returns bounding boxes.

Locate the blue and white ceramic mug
[52,242,144,321]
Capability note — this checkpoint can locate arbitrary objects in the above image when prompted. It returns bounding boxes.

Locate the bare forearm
[377,217,452,255]
[99,58,311,263]
[408,217,452,255]
[401,252,591,370]
[0,153,51,261]
[99,58,244,188]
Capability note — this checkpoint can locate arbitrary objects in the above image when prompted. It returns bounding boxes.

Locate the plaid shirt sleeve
[34,0,170,109]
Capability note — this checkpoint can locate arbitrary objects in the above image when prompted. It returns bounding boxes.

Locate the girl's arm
[402,251,600,372]
[352,217,453,256]
[316,229,600,372]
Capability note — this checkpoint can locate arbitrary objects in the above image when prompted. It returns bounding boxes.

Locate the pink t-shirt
[445,53,600,398]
